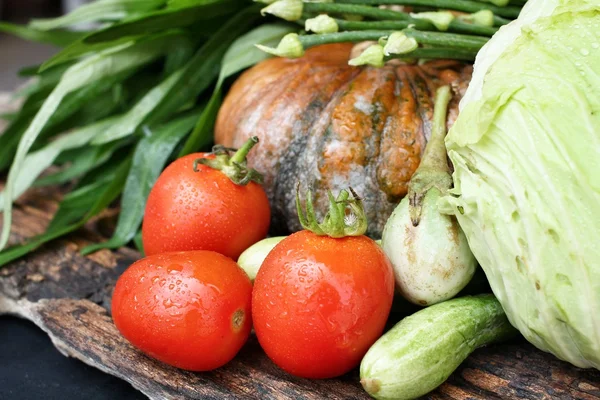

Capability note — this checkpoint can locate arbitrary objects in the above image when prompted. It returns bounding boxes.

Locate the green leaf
[218,23,295,83]
[0,114,124,204]
[30,0,166,31]
[133,230,145,256]
[0,156,132,268]
[178,90,222,156]
[142,5,262,129]
[179,22,294,155]
[91,66,187,145]
[34,140,126,187]
[81,108,202,254]
[166,0,225,8]
[13,63,70,99]
[0,36,175,251]
[83,0,245,43]
[0,112,17,122]
[39,36,140,72]
[0,22,85,47]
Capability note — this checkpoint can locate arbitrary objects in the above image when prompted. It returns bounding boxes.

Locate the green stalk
[334,0,521,19]
[333,18,498,36]
[304,3,413,21]
[298,30,483,53]
[298,30,394,48]
[404,29,488,50]
[448,19,498,35]
[417,85,452,174]
[386,47,478,61]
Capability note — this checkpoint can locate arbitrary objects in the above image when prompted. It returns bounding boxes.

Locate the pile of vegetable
[0,0,297,265]
[1,0,599,398]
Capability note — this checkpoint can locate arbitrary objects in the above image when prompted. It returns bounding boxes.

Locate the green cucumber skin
[360,294,517,400]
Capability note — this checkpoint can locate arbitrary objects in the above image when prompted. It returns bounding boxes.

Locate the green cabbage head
[441,0,600,369]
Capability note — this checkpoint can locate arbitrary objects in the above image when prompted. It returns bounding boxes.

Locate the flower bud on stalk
[381,86,477,306]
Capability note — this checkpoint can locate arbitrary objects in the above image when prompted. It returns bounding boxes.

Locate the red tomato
[112,250,253,371]
[142,153,270,259]
[252,230,395,379]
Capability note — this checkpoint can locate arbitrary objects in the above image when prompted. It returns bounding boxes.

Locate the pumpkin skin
[215,43,472,237]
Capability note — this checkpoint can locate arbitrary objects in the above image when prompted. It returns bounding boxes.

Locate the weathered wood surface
[0,183,599,400]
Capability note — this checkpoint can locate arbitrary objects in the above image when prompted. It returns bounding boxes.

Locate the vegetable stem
[304,3,413,21]
[334,0,522,19]
[419,85,452,174]
[194,136,263,185]
[331,17,498,36]
[404,29,488,50]
[299,30,394,48]
[230,135,258,165]
[406,85,453,225]
[387,47,479,61]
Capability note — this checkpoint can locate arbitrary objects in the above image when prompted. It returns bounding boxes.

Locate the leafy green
[0,156,132,267]
[142,5,262,128]
[81,108,202,254]
[30,0,166,31]
[90,66,187,145]
[441,0,600,370]
[0,114,124,204]
[179,22,294,155]
[34,141,125,187]
[0,22,85,46]
[0,36,178,251]
[83,0,244,43]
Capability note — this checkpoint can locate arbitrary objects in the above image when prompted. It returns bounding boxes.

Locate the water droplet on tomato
[159,279,166,287]
[152,277,159,284]
[139,276,145,283]
[176,280,182,285]
[168,264,183,273]
[168,284,175,290]
[163,298,174,308]
[279,311,288,319]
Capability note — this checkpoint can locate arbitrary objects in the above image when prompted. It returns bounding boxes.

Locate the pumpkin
[215,43,472,238]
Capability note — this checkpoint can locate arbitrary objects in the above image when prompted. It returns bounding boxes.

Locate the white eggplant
[381,86,476,306]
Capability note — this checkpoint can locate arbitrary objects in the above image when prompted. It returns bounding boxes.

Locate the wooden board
[1,184,600,400]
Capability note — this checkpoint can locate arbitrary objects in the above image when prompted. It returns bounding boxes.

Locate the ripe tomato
[142,152,270,259]
[112,250,253,371]
[252,230,395,379]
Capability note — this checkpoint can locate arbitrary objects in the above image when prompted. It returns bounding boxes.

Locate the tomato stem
[295,183,368,238]
[193,136,264,186]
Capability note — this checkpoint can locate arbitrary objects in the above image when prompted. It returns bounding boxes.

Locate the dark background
[1,2,146,398]
[0,316,145,400]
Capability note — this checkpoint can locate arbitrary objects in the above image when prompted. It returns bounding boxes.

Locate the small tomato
[112,251,252,371]
[252,230,395,379]
[142,137,270,259]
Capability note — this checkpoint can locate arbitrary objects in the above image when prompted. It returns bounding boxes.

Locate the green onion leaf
[0,36,177,251]
[0,155,132,268]
[83,0,245,44]
[0,22,85,47]
[30,0,166,31]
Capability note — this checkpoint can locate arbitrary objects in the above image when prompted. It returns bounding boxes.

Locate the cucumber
[360,294,517,400]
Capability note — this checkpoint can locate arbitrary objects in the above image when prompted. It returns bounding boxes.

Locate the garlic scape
[381,86,476,306]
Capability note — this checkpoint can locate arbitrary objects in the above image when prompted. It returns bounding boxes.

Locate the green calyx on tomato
[193,136,264,186]
[295,183,368,238]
